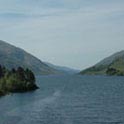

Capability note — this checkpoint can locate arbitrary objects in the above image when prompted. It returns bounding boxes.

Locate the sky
[0,0,124,70]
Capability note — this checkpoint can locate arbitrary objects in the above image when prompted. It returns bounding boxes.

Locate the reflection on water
[0,75,124,124]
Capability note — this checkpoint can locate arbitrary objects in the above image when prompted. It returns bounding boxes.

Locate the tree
[11,68,16,73]
[25,68,35,83]
[17,67,26,81]
[0,65,4,78]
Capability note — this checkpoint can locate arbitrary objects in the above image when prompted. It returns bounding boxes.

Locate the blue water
[0,75,124,124]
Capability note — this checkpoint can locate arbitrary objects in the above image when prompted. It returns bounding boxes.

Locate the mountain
[45,62,80,74]
[0,40,58,75]
[80,50,124,75]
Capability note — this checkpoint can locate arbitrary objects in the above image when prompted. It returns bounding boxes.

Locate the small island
[0,66,38,96]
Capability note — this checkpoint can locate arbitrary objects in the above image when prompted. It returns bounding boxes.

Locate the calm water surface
[0,75,124,124]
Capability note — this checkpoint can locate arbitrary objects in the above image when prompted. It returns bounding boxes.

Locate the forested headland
[0,66,38,96]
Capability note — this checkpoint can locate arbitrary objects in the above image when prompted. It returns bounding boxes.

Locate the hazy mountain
[80,50,124,75]
[45,62,80,74]
[0,40,58,75]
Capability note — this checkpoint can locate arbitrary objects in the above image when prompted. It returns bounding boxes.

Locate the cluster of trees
[0,66,38,96]
[106,67,124,76]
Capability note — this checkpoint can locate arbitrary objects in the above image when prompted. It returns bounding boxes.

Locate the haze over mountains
[1,40,124,76]
[45,62,80,74]
[80,50,124,75]
[0,40,79,75]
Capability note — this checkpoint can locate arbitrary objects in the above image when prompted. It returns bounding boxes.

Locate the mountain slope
[80,51,124,75]
[45,62,80,74]
[0,40,58,75]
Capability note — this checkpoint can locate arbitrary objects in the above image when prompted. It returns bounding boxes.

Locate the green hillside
[80,51,124,76]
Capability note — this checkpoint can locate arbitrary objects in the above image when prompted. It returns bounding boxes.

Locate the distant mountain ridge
[0,40,58,75]
[45,62,80,74]
[80,51,124,75]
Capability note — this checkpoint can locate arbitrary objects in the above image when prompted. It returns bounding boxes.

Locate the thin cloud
[0,0,123,69]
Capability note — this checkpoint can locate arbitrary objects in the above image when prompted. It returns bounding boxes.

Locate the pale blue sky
[0,0,124,69]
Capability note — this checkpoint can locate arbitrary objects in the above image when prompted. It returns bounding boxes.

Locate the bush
[106,68,124,76]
